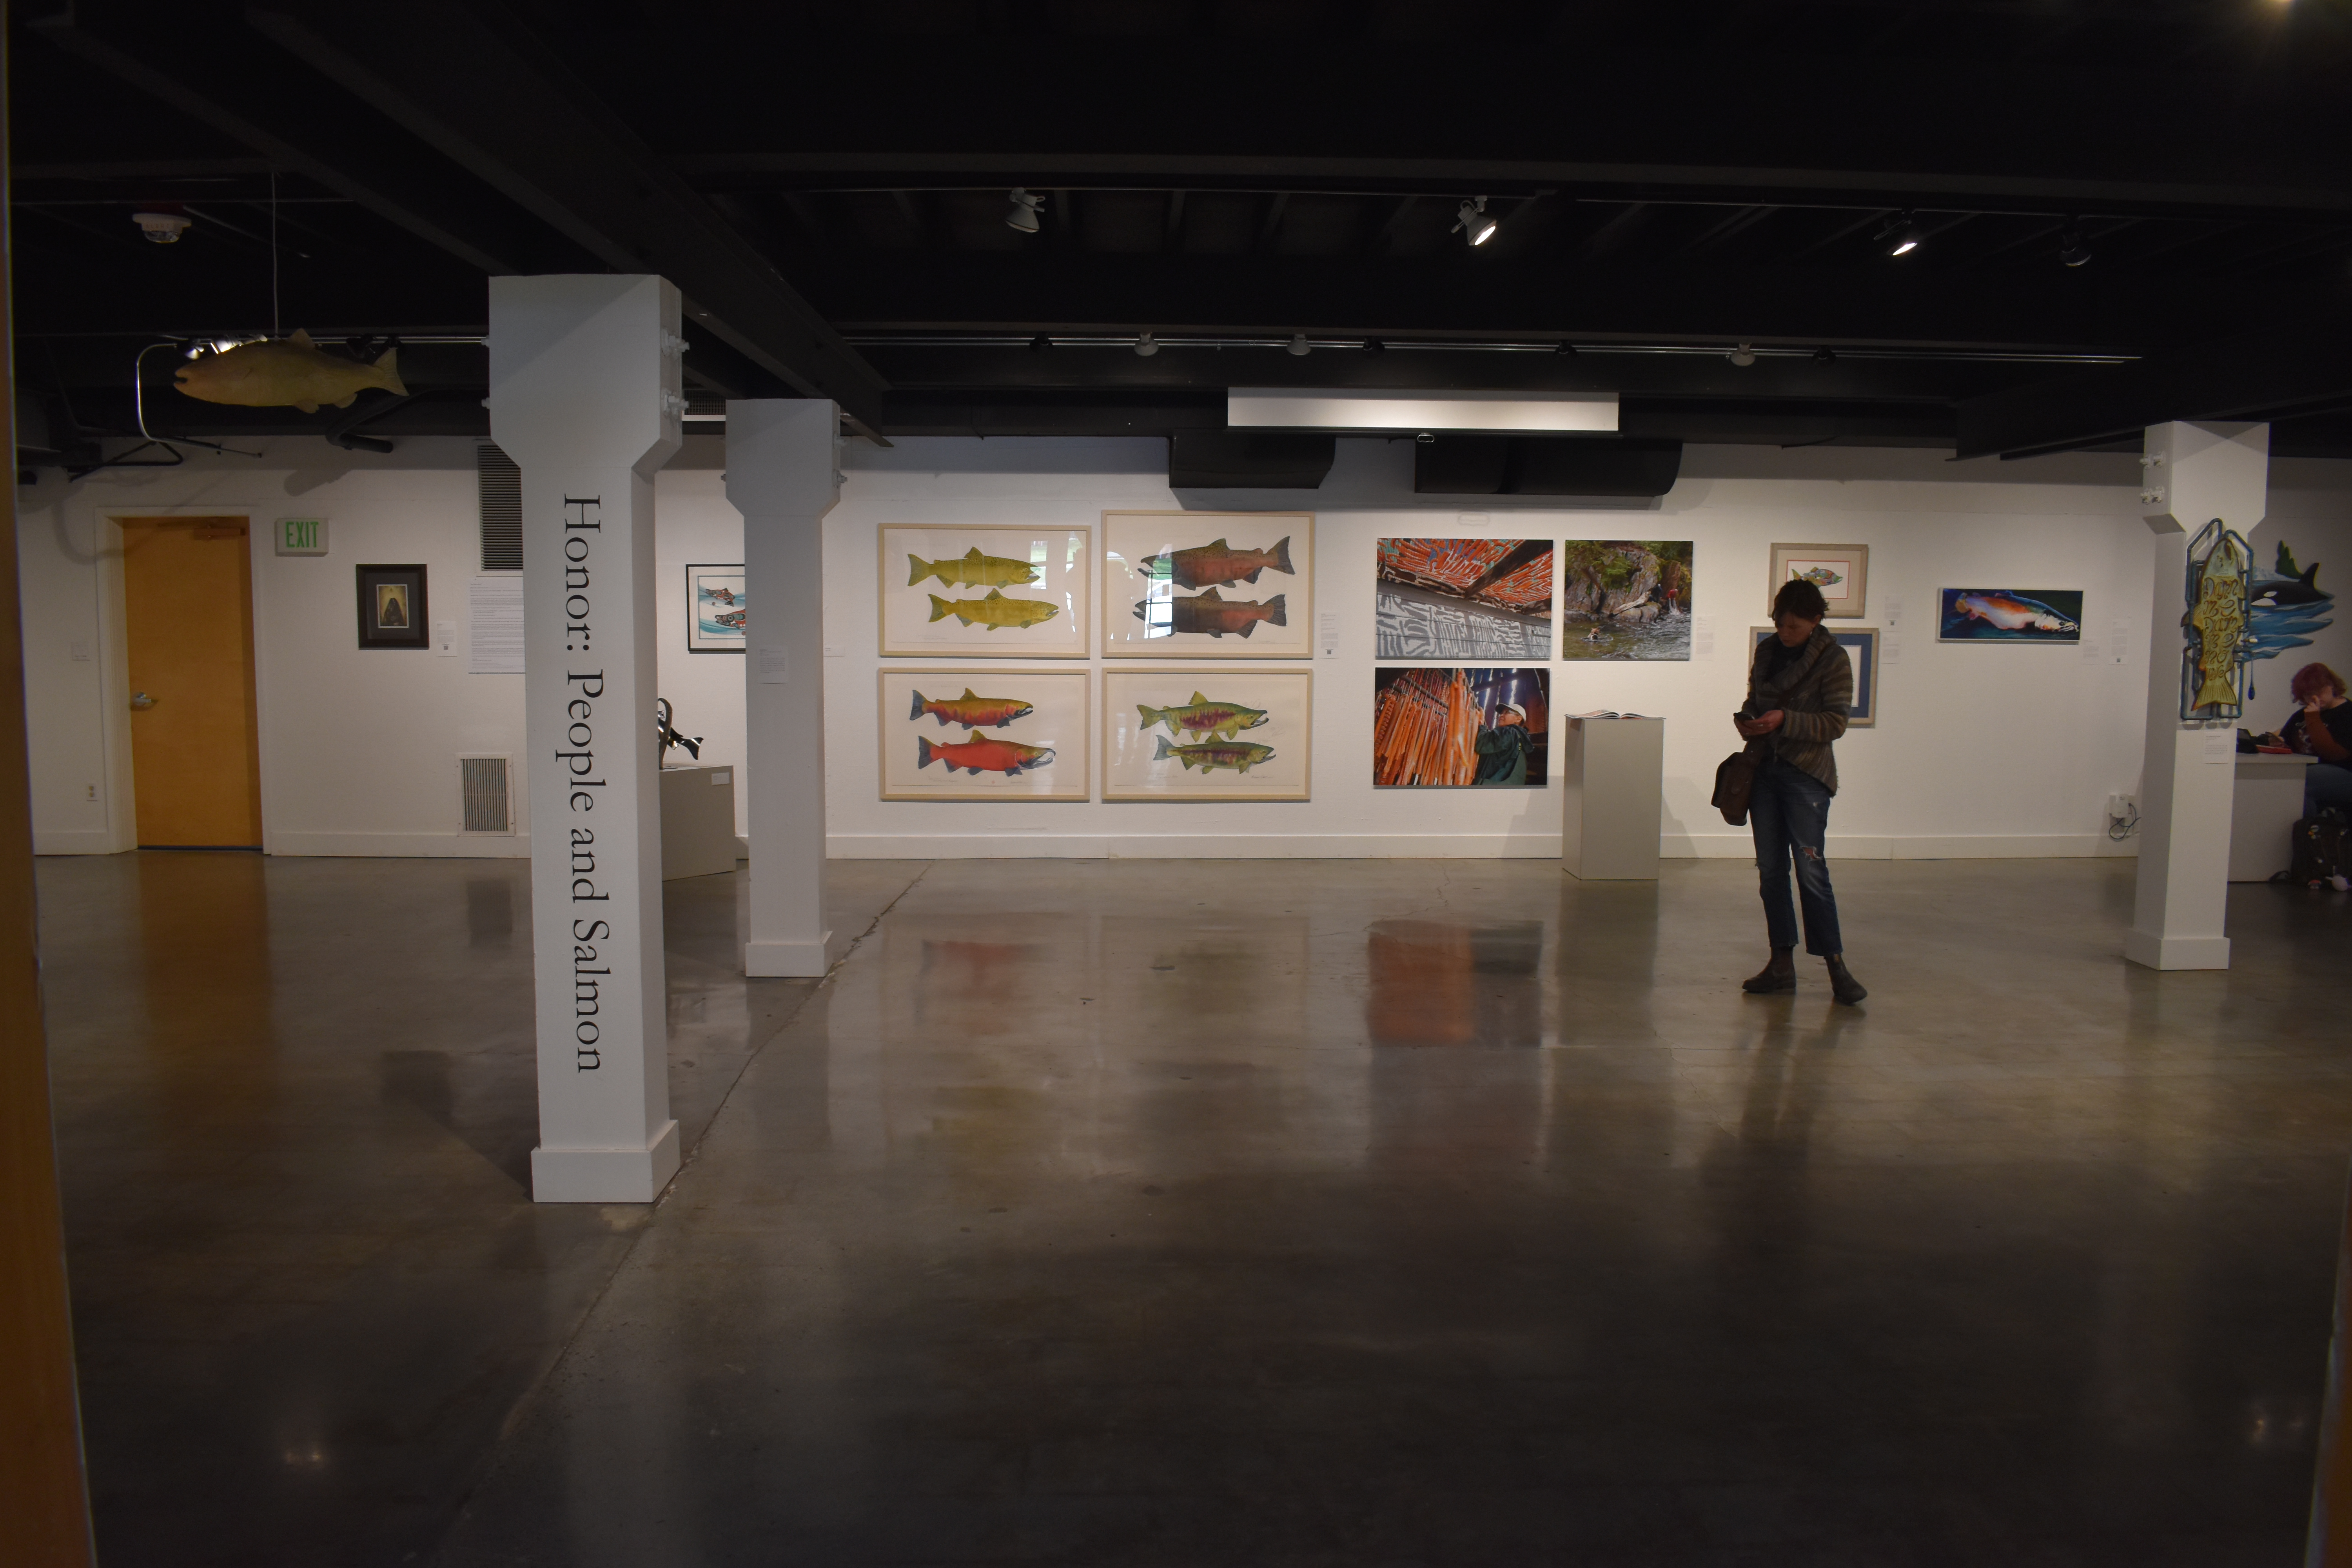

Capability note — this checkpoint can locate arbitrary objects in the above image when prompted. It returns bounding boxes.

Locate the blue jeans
[1750,757,1844,956]
[2309,762,2352,819]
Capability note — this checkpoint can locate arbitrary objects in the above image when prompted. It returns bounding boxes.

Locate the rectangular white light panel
[1225,388,1619,434]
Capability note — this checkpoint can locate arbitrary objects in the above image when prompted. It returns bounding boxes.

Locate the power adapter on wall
[2106,793,2141,840]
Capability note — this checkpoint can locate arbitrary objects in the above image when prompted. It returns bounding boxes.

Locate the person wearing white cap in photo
[1472,702,1533,787]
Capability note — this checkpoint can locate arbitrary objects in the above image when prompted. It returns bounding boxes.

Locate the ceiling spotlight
[1287,333,1312,357]
[1134,331,1160,358]
[1454,197,1499,247]
[1879,213,1924,258]
[2058,226,2092,267]
[1729,343,1757,367]
[1004,188,1044,234]
[1027,333,1052,353]
[132,210,191,244]
[1363,338,1387,354]
[1813,347,1838,365]
[1555,341,1579,358]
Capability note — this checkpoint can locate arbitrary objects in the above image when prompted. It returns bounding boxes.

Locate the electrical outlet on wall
[85,783,98,802]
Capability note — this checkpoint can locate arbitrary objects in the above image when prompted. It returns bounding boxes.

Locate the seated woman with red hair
[2283,662,2352,819]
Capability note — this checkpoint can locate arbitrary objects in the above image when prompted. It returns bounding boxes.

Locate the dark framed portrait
[357,564,429,649]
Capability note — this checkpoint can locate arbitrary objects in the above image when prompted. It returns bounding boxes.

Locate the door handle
[129,691,156,711]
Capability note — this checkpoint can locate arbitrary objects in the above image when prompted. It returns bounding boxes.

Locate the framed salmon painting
[1101,669,1311,802]
[878,668,1090,800]
[878,524,1091,659]
[1102,511,1313,659]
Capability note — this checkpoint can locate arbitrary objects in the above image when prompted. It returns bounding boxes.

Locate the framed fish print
[686,564,745,652]
[355,563,428,650]
[878,525,1091,659]
[878,668,1090,801]
[1750,626,1880,727]
[1102,510,1313,659]
[1102,669,1312,802]
[1768,543,1868,620]
[1936,589,2083,644]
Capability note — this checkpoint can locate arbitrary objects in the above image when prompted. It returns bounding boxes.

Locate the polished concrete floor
[34,852,2352,1566]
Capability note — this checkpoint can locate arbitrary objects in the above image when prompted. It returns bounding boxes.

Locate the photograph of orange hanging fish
[910,688,1034,728]
[1135,587,1287,639]
[1136,536,1295,590]
[916,731,1056,776]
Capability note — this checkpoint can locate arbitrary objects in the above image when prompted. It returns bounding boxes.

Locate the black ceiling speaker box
[1416,436,1683,497]
[1169,430,1336,488]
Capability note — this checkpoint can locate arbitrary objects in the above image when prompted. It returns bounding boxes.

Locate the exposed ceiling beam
[243,0,890,428]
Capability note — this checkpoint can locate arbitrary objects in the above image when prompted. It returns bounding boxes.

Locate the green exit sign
[275,517,328,556]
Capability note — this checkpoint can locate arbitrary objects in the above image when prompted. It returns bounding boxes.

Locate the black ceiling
[13,0,2352,468]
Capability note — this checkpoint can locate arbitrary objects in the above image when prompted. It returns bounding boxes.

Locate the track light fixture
[132,210,191,244]
[2058,225,2092,267]
[1005,188,1044,234]
[1134,331,1159,357]
[1287,333,1312,357]
[1729,343,1757,367]
[1454,196,1499,247]
[1363,338,1387,353]
[1027,333,1052,353]
[1813,347,1838,365]
[1555,342,1579,358]
[1878,212,1924,258]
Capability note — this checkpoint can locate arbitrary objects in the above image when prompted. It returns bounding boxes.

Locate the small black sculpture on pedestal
[655,697,702,766]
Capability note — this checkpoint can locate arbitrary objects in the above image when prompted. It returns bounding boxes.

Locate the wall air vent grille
[459,755,513,835]
[477,442,522,570]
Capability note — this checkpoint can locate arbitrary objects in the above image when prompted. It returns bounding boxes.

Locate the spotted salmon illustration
[1136,691,1269,740]
[928,588,1060,630]
[1151,735,1276,774]
[911,687,1034,728]
[916,730,1056,776]
[1134,587,1287,638]
[1793,566,1843,588]
[908,547,1040,589]
[1136,536,1294,590]
[1953,592,2077,633]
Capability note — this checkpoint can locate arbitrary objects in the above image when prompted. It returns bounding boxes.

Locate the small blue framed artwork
[687,564,746,653]
[1936,588,2083,644]
[1750,626,1879,728]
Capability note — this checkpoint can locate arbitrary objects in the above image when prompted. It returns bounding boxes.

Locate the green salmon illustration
[1136,691,1270,741]
[1152,735,1276,774]
[909,547,1040,589]
[927,588,1060,630]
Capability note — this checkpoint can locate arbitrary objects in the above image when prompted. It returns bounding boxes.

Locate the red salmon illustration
[910,687,1035,728]
[916,731,1056,776]
[1137,536,1294,590]
[1133,586,1288,638]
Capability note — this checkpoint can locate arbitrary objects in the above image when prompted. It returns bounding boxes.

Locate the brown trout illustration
[1136,691,1269,740]
[1152,736,1276,773]
[1134,587,1287,638]
[911,688,1034,728]
[1137,536,1294,590]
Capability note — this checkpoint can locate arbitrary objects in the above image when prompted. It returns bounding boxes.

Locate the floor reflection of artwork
[1366,920,1544,1047]
[1372,666,1549,788]
[1376,538,1553,659]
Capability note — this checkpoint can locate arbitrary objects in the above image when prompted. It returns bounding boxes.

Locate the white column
[725,400,842,978]
[2125,420,2269,972]
[490,275,686,1201]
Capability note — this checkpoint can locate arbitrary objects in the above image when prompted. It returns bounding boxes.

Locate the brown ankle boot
[1826,954,1867,1005]
[1742,947,1797,993]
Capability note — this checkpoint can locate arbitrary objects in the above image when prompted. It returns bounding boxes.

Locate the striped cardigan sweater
[1746,628,1853,794]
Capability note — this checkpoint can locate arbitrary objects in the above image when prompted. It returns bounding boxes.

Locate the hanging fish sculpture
[174,329,407,413]
[2188,546,2249,711]
[927,589,1060,630]
[1136,536,1295,590]
[910,688,1034,728]
[1952,592,2078,634]
[916,731,1055,776]
[908,547,1040,589]
[1136,587,1288,638]
[1135,691,1270,741]
[1152,736,1276,774]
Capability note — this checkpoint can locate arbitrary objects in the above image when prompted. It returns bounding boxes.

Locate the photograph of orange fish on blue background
[877,668,1089,800]
[685,565,745,652]
[1102,669,1310,801]
[878,525,1091,658]
[1937,589,2085,643]
[1767,542,1868,619]
[1103,511,1313,659]
[1376,538,1553,660]
[1372,667,1550,788]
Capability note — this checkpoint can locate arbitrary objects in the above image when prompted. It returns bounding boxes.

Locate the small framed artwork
[878,667,1089,801]
[1103,510,1313,659]
[686,564,746,652]
[1768,543,1869,620]
[1102,669,1311,801]
[880,525,1091,659]
[1750,626,1880,728]
[1936,589,2083,644]
[356,564,428,650]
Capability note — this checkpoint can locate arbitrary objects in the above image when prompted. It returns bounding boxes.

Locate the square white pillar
[725,400,842,978]
[2125,420,2268,972]
[490,275,686,1201]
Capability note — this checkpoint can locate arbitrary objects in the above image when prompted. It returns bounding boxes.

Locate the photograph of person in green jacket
[1473,702,1533,786]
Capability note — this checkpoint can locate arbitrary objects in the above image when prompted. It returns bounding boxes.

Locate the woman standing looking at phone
[1737,577,1867,1004]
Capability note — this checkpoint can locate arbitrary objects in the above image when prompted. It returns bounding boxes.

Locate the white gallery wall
[18,433,2352,860]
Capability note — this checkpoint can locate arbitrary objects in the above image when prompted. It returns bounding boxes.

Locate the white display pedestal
[1562,717,1664,881]
[2230,753,2314,882]
[660,764,739,880]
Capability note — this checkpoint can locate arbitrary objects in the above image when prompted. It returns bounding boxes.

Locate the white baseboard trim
[530,1120,681,1204]
[2125,929,2231,971]
[33,828,122,856]
[265,830,530,858]
[1671,832,2136,860]
[828,831,2139,861]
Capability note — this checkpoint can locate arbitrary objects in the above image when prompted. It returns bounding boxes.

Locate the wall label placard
[274,516,328,556]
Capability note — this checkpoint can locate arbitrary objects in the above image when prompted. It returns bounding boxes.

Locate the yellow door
[121,518,264,848]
